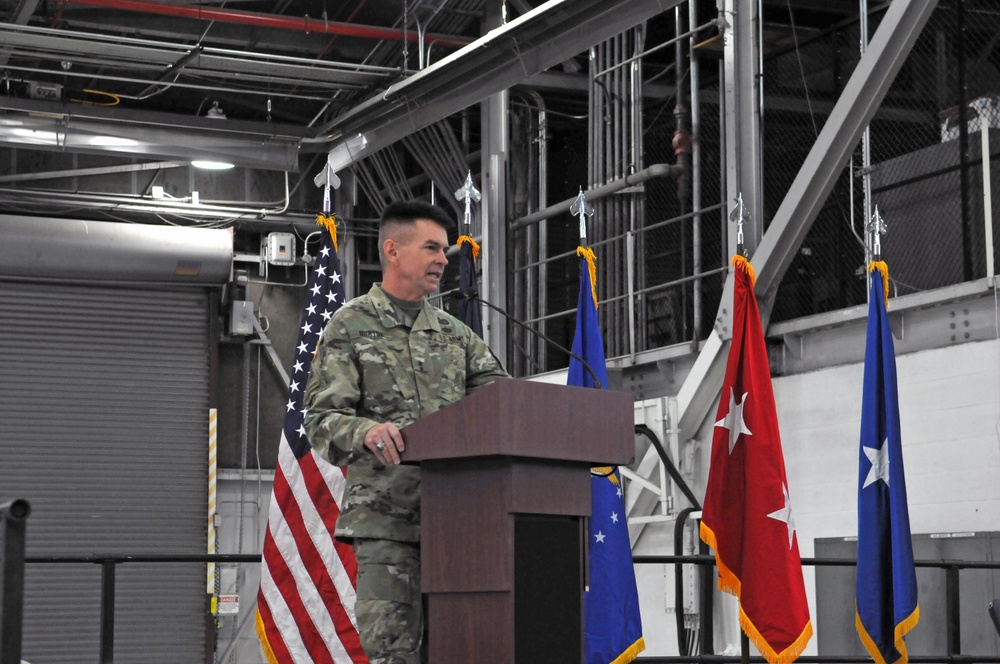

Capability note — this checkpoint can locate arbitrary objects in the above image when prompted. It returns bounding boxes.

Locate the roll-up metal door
[0,280,210,664]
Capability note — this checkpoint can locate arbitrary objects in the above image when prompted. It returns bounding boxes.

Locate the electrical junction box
[229,300,254,336]
[266,232,296,266]
[28,81,63,101]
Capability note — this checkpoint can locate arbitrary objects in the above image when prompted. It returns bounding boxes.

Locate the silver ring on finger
[376,441,386,451]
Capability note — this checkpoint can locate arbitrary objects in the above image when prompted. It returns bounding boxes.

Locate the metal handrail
[15,553,1000,663]
[633,554,1000,663]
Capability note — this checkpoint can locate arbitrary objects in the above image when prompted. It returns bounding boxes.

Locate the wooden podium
[400,378,634,664]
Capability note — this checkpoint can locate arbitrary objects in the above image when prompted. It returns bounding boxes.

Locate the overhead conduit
[58,0,472,48]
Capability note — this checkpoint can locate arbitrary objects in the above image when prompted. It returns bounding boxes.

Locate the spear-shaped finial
[453,170,481,228]
[315,162,342,215]
[570,187,595,242]
[728,192,751,257]
[313,160,342,249]
[866,205,888,261]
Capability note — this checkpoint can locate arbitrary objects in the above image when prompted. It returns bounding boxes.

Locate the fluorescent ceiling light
[191,160,235,170]
[11,128,59,143]
[89,135,138,147]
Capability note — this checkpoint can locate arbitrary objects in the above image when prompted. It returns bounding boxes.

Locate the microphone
[450,290,605,390]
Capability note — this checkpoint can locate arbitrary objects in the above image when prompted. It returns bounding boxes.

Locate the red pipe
[60,0,472,48]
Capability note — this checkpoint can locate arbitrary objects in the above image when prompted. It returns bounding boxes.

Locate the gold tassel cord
[457,234,480,262]
[577,246,598,310]
[732,254,757,287]
[316,213,339,253]
[868,261,890,310]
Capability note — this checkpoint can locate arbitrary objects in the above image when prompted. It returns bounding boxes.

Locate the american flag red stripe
[298,451,359,581]
[256,585,293,661]
[256,223,368,664]
[272,450,360,649]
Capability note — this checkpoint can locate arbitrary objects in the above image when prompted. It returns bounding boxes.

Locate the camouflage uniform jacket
[303,283,508,543]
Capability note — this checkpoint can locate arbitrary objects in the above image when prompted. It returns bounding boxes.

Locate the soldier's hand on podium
[365,422,405,467]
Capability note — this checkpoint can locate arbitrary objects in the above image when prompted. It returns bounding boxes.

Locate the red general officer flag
[699,255,813,664]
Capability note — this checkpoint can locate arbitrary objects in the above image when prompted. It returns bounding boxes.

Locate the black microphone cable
[451,290,605,390]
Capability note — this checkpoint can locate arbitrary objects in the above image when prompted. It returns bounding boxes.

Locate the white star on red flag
[715,387,752,453]
[766,483,797,549]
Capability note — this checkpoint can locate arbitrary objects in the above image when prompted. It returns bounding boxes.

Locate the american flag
[255,220,368,663]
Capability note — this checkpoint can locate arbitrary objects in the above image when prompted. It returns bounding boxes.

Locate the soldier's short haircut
[380,200,453,230]
[378,200,453,265]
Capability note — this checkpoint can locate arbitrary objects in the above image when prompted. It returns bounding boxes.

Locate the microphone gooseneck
[452,290,604,390]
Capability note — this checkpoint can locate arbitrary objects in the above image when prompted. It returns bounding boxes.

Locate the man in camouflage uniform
[304,200,508,664]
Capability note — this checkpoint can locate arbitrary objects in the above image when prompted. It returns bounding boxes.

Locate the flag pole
[568,189,645,663]
[454,170,483,337]
[733,192,754,664]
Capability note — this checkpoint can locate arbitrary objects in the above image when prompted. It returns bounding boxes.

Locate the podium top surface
[400,378,634,465]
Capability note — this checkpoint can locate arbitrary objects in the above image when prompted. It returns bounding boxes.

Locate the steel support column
[722,0,762,257]
[481,3,509,364]
[0,500,30,664]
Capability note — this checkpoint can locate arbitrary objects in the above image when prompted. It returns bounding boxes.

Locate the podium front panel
[420,458,591,594]
[426,514,583,664]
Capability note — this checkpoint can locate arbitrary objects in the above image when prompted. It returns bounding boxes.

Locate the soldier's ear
[382,238,398,264]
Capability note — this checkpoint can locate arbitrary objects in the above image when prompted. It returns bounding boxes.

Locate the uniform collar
[369,283,442,332]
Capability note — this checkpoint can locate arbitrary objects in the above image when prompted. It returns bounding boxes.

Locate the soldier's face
[384,219,449,300]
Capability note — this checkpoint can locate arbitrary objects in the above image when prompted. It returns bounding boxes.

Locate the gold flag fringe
[703,520,812,664]
[740,607,813,664]
[255,609,280,664]
[577,246,598,310]
[609,636,647,664]
[699,522,742,597]
[316,213,339,253]
[457,234,480,261]
[868,261,889,310]
[732,254,757,287]
[856,604,919,664]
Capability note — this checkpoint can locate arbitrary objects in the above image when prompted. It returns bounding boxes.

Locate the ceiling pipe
[58,0,473,48]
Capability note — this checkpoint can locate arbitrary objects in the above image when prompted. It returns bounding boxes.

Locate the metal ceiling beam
[0,24,396,88]
[58,0,472,47]
[0,0,41,67]
[671,0,937,448]
[0,96,309,139]
[313,0,681,163]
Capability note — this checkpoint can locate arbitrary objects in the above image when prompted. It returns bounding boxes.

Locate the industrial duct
[0,215,233,284]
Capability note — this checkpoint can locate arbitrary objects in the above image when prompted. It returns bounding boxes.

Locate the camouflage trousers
[353,538,424,664]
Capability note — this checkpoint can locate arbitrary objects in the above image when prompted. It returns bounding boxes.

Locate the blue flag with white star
[569,249,645,664]
[856,262,919,664]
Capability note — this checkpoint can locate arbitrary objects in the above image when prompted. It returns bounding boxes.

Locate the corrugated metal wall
[0,281,210,663]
